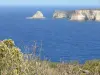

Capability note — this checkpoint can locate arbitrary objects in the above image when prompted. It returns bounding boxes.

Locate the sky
[0,0,100,6]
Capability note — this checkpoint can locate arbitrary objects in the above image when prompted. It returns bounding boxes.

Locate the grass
[0,39,100,75]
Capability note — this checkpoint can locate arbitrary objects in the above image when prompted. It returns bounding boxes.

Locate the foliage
[0,39,100,75]
[0,39,24,75]
[82,60,100,75]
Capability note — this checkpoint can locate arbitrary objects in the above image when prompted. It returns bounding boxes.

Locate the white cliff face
[70,10,94,21]
[53,10,100,21]
[26,11,45,19]
[75,10,95,20]
[70,12,86,21]
[94,11,100,21]
[53,11,67,18]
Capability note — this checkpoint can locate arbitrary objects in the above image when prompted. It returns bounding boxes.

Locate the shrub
[0,39,24,75]
[0,39,100,75]
[82,60,100,75]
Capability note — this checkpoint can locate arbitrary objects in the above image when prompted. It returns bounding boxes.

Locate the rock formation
[53,11,67,18]
[70,11,86,21]
[26,11,45,19]
[53,11,73,19]
[94,10,100,21]
[53,9,100,21]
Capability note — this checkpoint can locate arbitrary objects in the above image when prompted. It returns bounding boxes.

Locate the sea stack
[26,11,45,19]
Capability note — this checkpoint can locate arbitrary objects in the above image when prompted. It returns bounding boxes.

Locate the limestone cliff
[53,10,73,19]
[94,10,100,21]
[53,9,100,21]
[53,11,67,18]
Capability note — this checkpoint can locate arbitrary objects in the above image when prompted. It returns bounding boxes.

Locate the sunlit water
[0,7,100,63]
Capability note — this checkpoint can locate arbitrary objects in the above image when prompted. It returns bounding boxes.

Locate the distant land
[53,9,100,21]
[26,9,100,22]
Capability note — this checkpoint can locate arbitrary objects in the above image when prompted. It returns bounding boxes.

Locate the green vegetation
[0,39,24,75]
[0,39,100,75]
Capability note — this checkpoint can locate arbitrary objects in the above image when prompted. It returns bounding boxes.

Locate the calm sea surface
[0,7,100,63]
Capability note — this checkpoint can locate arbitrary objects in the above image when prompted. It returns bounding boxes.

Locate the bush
[82,60,100,75]
[0,39,24,75]
[0,39,100,75]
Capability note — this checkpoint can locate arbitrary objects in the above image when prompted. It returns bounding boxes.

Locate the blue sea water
[0,6,100,63]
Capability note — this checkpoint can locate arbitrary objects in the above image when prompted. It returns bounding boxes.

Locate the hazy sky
[0,0,100,6]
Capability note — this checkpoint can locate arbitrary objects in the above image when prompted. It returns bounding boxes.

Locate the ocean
[0,6,100,63]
